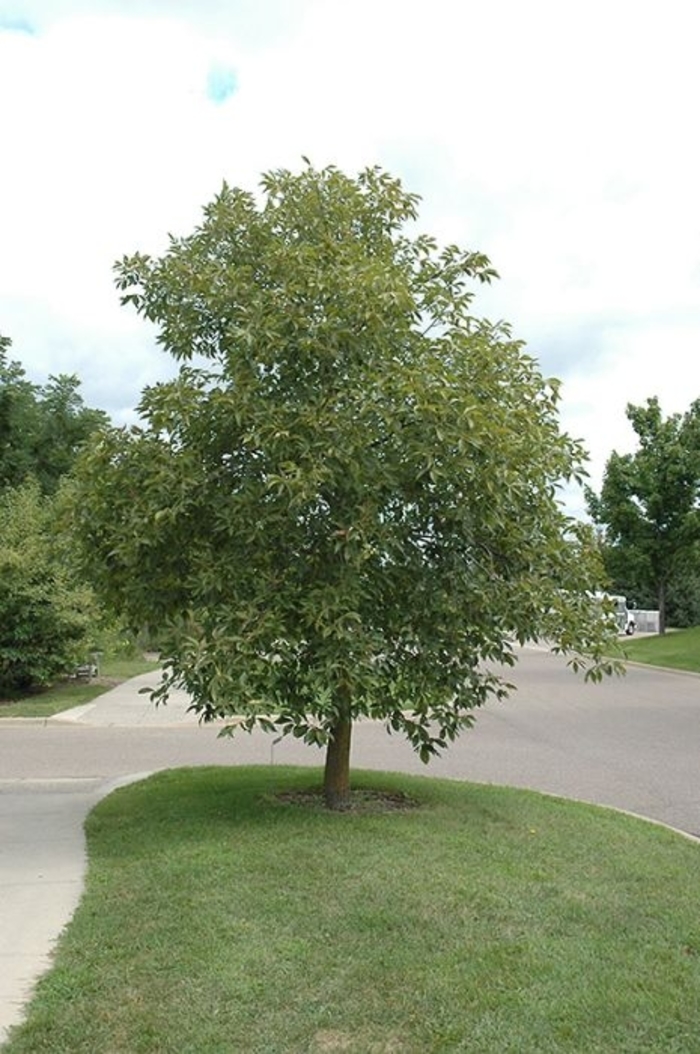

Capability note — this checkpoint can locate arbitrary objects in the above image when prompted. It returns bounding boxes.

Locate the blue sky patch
[206,64,238,104]
[0,13,36,35]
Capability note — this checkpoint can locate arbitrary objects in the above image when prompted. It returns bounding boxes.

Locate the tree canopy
[0,336,108,494]
[71,163,617,807]
[587,396,700,632]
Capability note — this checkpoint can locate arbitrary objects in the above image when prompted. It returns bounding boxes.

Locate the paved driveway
[1,646,699,1043]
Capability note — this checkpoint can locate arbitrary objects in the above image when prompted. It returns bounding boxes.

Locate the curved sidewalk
[0,774,150,1045]
[0,670,198,1045]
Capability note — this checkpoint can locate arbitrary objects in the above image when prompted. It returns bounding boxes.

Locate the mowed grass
[619,626,700,674]
[0,655,160,718]
[6,767,700,1054]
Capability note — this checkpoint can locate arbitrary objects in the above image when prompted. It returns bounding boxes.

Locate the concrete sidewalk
[0,772,149,1046]
[0,671,247,1046]
[0,674,200,1043]
[52,670,203,727]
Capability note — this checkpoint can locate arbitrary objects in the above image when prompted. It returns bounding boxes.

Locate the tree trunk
[323,714,352,810]
[658,578,666,634]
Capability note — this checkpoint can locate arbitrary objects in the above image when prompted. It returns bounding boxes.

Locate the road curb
[622,659,700,679]
[0,717,52,727]
[523,784,700,845]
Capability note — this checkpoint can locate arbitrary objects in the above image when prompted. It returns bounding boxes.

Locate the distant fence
[632,609,660,633]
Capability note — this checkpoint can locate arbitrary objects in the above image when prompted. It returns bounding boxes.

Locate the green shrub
[0,481,97,693]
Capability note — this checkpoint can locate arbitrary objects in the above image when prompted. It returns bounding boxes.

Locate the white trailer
[594,593,636,635]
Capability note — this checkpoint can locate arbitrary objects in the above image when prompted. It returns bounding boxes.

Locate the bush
[0,481,96,693]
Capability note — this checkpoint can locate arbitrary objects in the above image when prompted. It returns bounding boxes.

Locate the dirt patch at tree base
[273,788,421,814]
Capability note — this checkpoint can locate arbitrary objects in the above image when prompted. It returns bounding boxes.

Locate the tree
[0,480,95,693]
[33,373,110,494]
[665,568,700,628]
[0,335,108,494]
[0,336,113,693]
[587,397,700,633]
[71,163,618,808]
[0,335,41,491]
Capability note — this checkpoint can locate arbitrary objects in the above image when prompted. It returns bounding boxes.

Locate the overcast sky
[2,0,699,516]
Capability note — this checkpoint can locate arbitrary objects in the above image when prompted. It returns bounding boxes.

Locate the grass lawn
[5,766,700,1054]
[618,626,700,674]
[0,655,160,718]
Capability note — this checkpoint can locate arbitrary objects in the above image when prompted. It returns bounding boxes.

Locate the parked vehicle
[595,593,636,635]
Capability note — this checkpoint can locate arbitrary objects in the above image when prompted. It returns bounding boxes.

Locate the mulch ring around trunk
[272,788,422,813]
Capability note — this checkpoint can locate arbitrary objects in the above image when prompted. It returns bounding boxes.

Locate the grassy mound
[6,767,700,1053]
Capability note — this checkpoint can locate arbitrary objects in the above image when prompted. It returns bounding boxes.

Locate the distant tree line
[0,333,108,495]
[0,334,109,693]
[587,396,700,632]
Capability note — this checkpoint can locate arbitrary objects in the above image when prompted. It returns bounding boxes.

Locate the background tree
[71,163,618,808]
[0,334,112,694]
[0,335,108,494]
[596,532,700,629]
[0,335,40,491]
[665,569,700,628]
[587,397,700,633]
[0,480,96,693]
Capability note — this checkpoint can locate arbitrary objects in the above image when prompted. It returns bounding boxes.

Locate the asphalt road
[1,645,699,1044]
[3,644,700,834]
